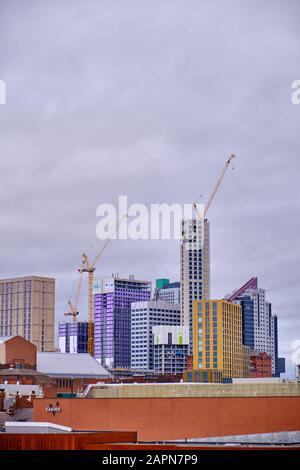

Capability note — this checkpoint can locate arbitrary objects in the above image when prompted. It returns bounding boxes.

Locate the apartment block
[193,299,243,379]
[0,276,55,352]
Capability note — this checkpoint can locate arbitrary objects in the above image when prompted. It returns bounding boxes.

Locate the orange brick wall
[34,396,300,441]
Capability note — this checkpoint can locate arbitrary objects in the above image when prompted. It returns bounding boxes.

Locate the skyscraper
[181,218,210,352]
[227,277,280,376]
[0,276,55,352]
[131,300,181,370]
[93,275,151,368]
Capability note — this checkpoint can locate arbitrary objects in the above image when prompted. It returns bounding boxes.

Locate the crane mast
[193,154,236,221]
[80,214,128,355]
[64,259,85,321]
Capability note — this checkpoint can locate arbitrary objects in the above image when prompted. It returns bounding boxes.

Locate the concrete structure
[155,279,181,304]
[58,321,88,353]
[152,325,189,374]
[0,276,55,352]
[93,275,151,368]
[181,218,210,353]
[227,277,282,375]
[0,335,36,369]
[250,350,272,377]
[84,380,300,398]
[193,300,243,378]
[131,301,181,370]
[33,382,300,442]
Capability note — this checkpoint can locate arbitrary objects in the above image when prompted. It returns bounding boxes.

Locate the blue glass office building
[58,321,88,353]
[237,295,255,349]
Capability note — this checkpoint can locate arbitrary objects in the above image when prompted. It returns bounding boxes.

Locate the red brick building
[0,336,36,369]
[250,351,272,377]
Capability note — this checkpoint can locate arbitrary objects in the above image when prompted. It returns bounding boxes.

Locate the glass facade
[58,321,89,353]
[238,296,255,349]
[94,278,151,368]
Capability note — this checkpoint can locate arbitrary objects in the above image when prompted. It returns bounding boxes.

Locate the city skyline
[0,0,299,378]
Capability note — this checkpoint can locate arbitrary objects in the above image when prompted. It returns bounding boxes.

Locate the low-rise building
[182,369,222,383]
[250,350,272,377]
[37,352,111,394]
[0,335,37,369]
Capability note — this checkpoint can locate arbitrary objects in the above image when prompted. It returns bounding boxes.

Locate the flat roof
[5,422,72,432]
[0,384,43,395]
[85,381,300,399]
[0,275,55,282]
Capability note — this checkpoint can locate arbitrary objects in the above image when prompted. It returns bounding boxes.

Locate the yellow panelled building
[193,300,243,378]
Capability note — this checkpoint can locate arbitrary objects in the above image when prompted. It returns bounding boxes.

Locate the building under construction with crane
[181,155,235,353]
[63,216,127,357]
[60,155,236,365]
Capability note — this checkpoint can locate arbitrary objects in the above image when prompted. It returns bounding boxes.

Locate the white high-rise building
[227,278,279,375]
[180,218,210,352]
[157,282,180,304]
[247,289,277,375]
[131,301,181,370]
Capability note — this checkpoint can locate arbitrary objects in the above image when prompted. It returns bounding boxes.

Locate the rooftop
[0,275,55,283]
[0,368,44,377]
[0,384,43,396]
[37,352,110,378]
[84,381,300,399]
[0,336,13,345]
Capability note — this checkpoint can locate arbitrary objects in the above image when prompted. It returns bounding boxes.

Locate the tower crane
[80,214,127,355]
[64,258,85,322]
[193,154,236,220]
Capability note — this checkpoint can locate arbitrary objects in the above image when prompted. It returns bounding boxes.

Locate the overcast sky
[0,0,299,376]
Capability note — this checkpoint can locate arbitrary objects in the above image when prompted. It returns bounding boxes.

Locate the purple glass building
[93,275,151,368]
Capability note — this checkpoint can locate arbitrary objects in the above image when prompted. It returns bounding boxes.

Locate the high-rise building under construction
[180,218,210,352]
